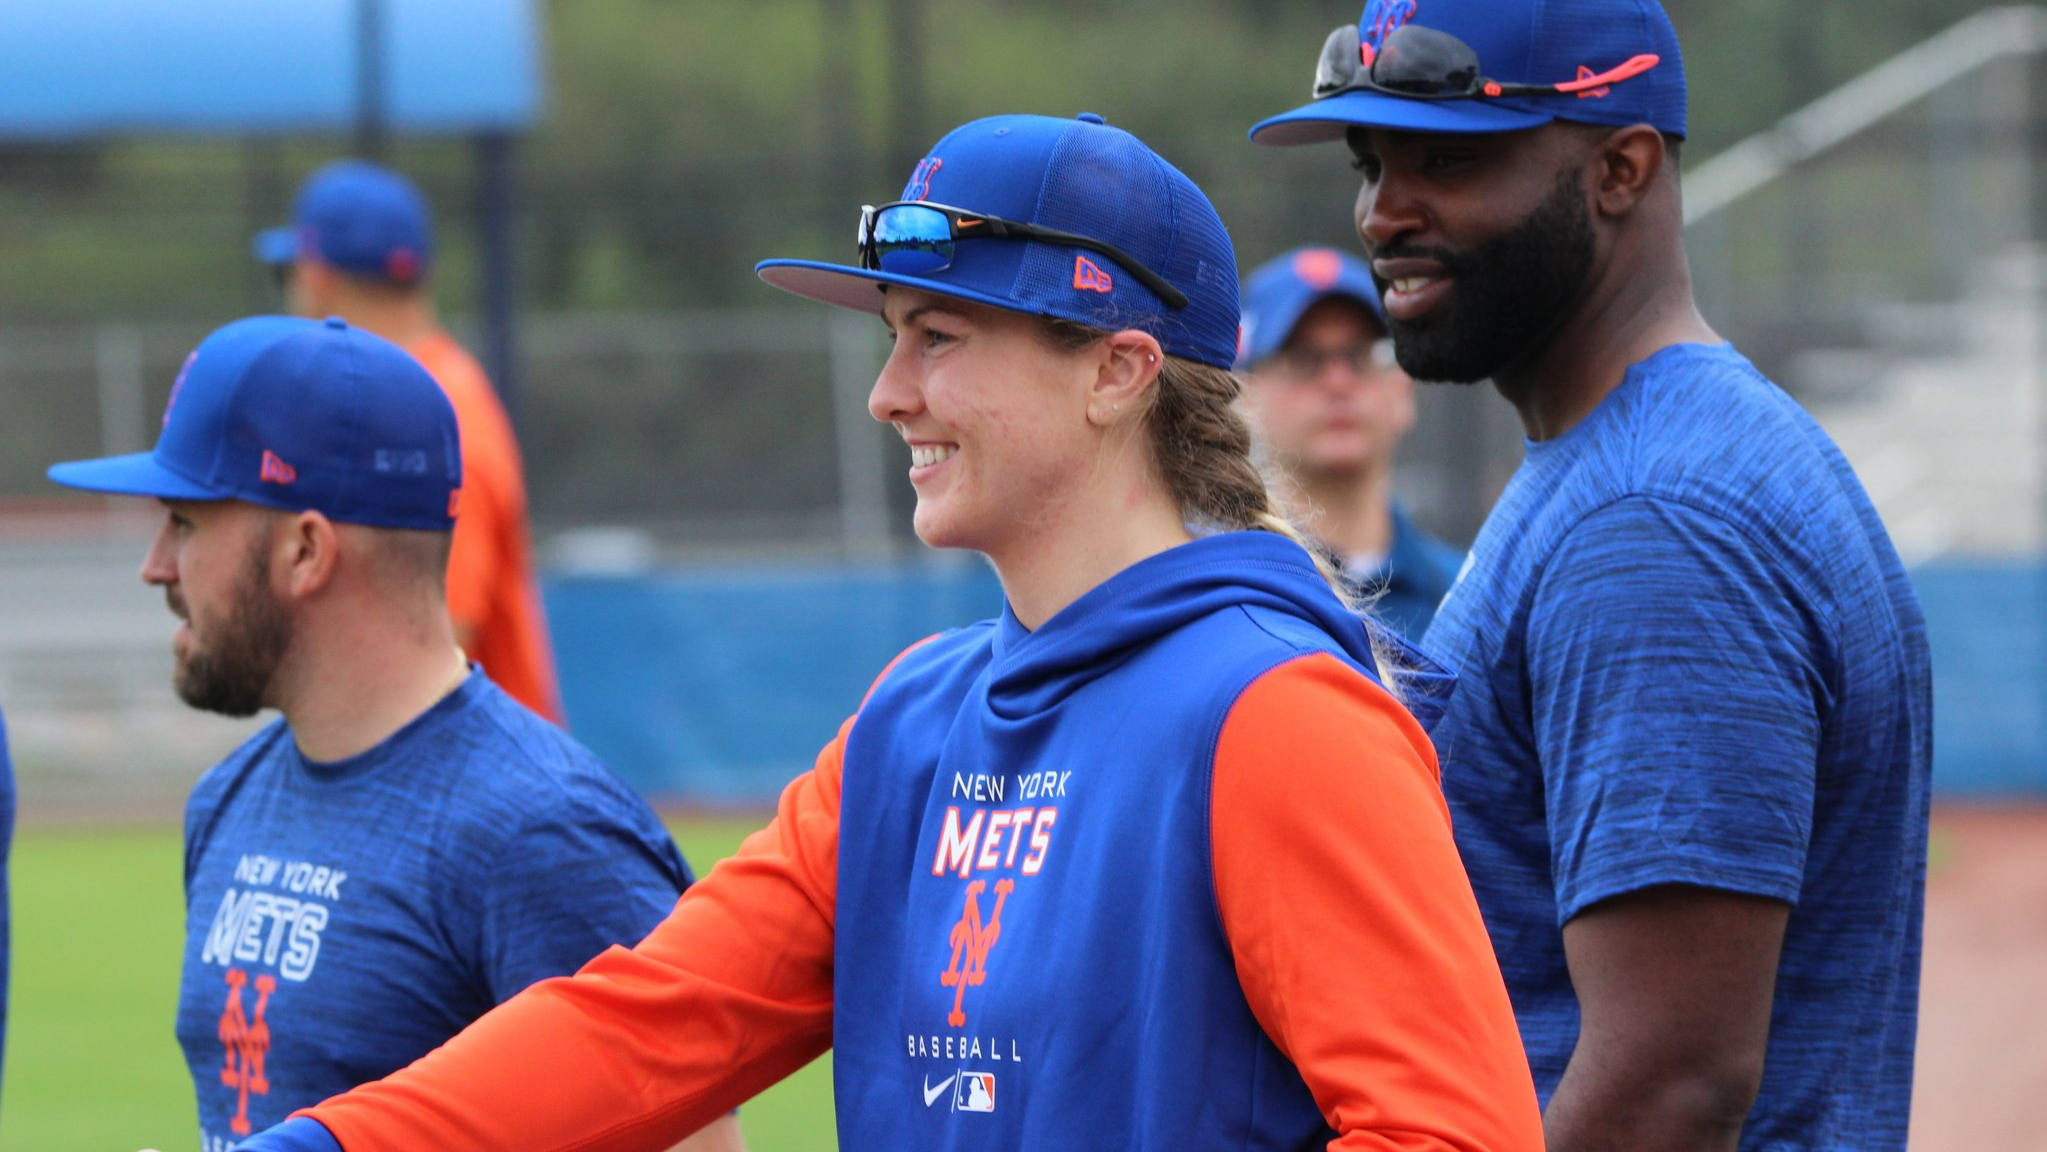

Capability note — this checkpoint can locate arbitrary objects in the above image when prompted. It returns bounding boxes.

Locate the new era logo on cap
[1073,255,1114,294]
[259,450,298,485]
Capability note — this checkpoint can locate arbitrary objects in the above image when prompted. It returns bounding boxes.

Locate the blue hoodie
[832,530,1459,1149]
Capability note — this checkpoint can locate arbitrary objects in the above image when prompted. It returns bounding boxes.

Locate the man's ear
[1086,330,1165,428]
[1591,124,1667,220]
[274,510,341,602]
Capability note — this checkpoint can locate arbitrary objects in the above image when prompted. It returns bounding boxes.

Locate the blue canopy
[0,0,540,139]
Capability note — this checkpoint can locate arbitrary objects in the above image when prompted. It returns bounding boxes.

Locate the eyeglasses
[1271,339,1399,380]
[857,200,1189,310]
[1313,22,1659,102]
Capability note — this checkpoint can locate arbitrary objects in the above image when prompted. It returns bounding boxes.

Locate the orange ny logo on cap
[258,450,298,485]
[1291,248,1345,291]
[163,351,198,428]
[908,157,943,200]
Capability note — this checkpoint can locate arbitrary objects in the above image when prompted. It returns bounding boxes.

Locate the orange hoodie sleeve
[300,716,850,1152]
[1212,653,1543,1152]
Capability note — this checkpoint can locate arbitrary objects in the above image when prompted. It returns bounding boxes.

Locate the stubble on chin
[172,545,292,719]
[1381,168,1596,386]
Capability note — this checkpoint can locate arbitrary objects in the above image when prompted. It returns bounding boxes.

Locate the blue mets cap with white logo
[47,316,462,531]
[755,113,1242,369]
[1249,0,1686,145]
[251,159,435,285]
[1236,246,1387,370]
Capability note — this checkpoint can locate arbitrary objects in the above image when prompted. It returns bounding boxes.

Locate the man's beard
[174,537,292,718]
[1377,168,1596,385]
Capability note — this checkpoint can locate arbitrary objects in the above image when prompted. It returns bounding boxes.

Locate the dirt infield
[1911,804,2047,1151]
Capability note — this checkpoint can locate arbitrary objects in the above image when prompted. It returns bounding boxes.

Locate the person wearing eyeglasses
[253,160,562,726]
[1236,246,1461,641]
[220,112,1543,1152]
[1252,3,1932,1152]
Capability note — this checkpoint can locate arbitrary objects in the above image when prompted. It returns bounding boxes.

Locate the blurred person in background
[1251,1,1933,1150]
[223,112,1541,1152]
[1236,246,1461,639]
[46,317,742,1152]
[254,160,561,724]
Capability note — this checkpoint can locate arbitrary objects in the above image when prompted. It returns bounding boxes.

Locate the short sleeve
[1529,496,1829,923]
[477,800,689,1001]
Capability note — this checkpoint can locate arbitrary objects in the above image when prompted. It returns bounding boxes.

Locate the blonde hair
[1039,318,1407,692]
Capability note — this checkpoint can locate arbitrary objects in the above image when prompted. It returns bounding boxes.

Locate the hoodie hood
[986,531,1455,728]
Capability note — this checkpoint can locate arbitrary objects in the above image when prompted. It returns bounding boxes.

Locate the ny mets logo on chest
[940,878,1014,1027]
[929,771,1069,1030]
[218,967,277,1136]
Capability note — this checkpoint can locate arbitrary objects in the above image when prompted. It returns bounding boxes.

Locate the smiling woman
[235,113,1543,1152]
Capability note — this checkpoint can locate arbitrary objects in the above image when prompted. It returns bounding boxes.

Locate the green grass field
[0,817,837,1152]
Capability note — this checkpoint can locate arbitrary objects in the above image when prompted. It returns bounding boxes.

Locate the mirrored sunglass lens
[1314,25,1362,97]
[1371,24,1482,95]
[872,205,954,275]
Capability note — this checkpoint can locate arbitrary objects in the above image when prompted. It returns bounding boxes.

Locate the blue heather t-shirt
[177,671,692,1152]
[1425,343,1932,1150]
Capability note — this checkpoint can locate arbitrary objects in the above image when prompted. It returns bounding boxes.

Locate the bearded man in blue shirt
[1254,3,1933,1150]
[49,317,745,1152]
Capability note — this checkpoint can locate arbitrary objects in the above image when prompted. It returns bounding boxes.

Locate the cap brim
[1249,89,1555,145]
[251,226,296,265]
[47,453,224,502]
[756,259,1057,322]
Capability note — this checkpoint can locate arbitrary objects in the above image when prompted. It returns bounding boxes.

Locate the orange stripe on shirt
[1211,653,1543,1152]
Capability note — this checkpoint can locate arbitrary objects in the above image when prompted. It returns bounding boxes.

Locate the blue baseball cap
[1250,0,1686,145]
[251,160,434,285]
[48,316,462,532]
[756,113,1241,369]
[1236,246,1386,369]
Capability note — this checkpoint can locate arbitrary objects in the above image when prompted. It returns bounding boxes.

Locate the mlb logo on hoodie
[955,1072,996,1113]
